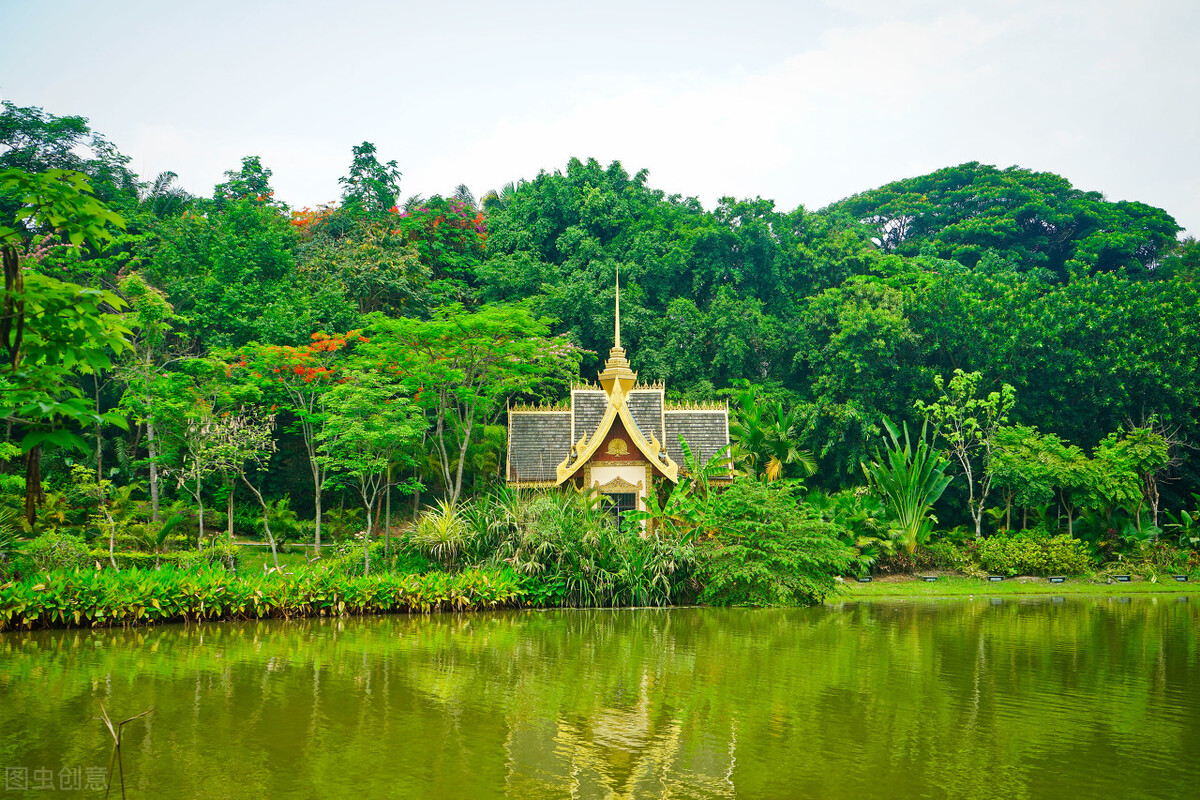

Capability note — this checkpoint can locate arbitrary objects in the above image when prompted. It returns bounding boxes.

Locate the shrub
[697,479,854,606]
[19,531,94,574]
[972,532,1093,576]
[85,548,230,571]
[915,540,969,571]
[488,491,695,607]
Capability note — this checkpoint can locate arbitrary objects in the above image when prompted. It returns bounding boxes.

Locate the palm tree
[481,181,520,213]
[140,170,192,218]
[729,383,816,482]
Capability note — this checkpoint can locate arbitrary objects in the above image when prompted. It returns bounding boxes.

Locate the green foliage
[805,488,895,573]
[3,107,1200,582]
[338,142,401,217]
[862,418,953,554]
[487,491,695,608]
[1164,495,1200,550]
[971,532,1094,577]
[412,499,472,570]
[0,564,527,630]
[213,156,275,206]
[364,304,582,504]
[0,101,139,208]
[729,381,815,482]
[827,161,1179,278]
[697,479,853,606]
[254,498,303,547]
[18,531,93,573]
[915,369,1015,537]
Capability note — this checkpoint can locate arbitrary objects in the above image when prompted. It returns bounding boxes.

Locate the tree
[988,425,1063,530]
[1098,420,1175,531]
[728,382,816,482]
[862,418,953,554]
[215,411,280,570]
[145,194,322,349]
[243,330,365,553]
[0,169,132,523]
[827,161,1180,279]
[338,142,401,217]
[365,305,581,505]
[317,369,423,574]
[915,370,1016,538]
[697,478,853,606]
[0,102,140,210]
[116,273,188,523]
[213,156,275,207]
[155,358,258,550]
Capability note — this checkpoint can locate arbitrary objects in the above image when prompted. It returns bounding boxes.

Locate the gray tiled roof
[572,391,607,444]
[626,390,663,443]
[665,411,731,474]
[508,412,571,482]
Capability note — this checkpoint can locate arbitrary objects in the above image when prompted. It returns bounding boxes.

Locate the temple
[506,272,731,521]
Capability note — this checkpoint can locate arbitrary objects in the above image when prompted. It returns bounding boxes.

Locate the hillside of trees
[2,100,1198,555]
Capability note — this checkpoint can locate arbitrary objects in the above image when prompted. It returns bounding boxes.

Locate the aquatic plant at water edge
[0,565,526,630]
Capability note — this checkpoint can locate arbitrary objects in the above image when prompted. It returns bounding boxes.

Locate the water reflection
[1,598,1198,799]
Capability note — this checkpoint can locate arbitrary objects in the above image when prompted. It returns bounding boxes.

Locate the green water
[2,597,1198,799]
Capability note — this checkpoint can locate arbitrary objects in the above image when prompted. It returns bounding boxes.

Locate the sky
[2,0,1197,234]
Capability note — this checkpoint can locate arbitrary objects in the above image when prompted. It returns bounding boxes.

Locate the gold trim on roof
[509,402,571,413]
[665,402,728,412]
[556,378,679,485]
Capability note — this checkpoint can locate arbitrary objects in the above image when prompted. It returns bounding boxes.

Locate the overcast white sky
[2,0,1197,234]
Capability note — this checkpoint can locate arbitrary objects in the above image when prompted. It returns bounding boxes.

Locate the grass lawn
[835,574,1200,599]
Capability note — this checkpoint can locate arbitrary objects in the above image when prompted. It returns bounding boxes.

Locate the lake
[1,596,1197,798]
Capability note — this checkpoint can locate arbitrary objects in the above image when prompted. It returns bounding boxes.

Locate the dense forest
[2,100,1198,590]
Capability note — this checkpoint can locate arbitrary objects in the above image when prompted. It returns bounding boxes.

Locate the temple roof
[506,267,729,486]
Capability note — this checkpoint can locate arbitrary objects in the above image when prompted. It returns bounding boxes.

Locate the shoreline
[835,574,1199,599]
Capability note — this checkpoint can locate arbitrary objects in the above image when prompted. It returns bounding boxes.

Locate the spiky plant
[862,417,953,554]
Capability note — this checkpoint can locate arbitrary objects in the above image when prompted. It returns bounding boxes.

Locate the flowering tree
[242,331,365,553]
[155,358,259,551]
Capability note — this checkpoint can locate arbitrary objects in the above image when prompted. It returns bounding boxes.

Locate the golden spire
[598,264,635,393]
[615,263,621,349]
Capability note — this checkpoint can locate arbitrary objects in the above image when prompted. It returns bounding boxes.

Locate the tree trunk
[195,470,205,552]
[226,478,237,569]
[242,476,280,571]
[312,472,323,557]
[23,446,43,527]
[104,506,118,571]
[362,494,373,577]
[451,418,473,506]
[385,465,392,559]
[94,373,104,482]
[146,419,161,524]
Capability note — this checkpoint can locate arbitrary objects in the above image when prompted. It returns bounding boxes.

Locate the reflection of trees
[0,600,1197,797]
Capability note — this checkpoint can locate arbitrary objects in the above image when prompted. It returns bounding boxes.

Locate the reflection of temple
[507,276,730,516]
[504,673,737,799]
